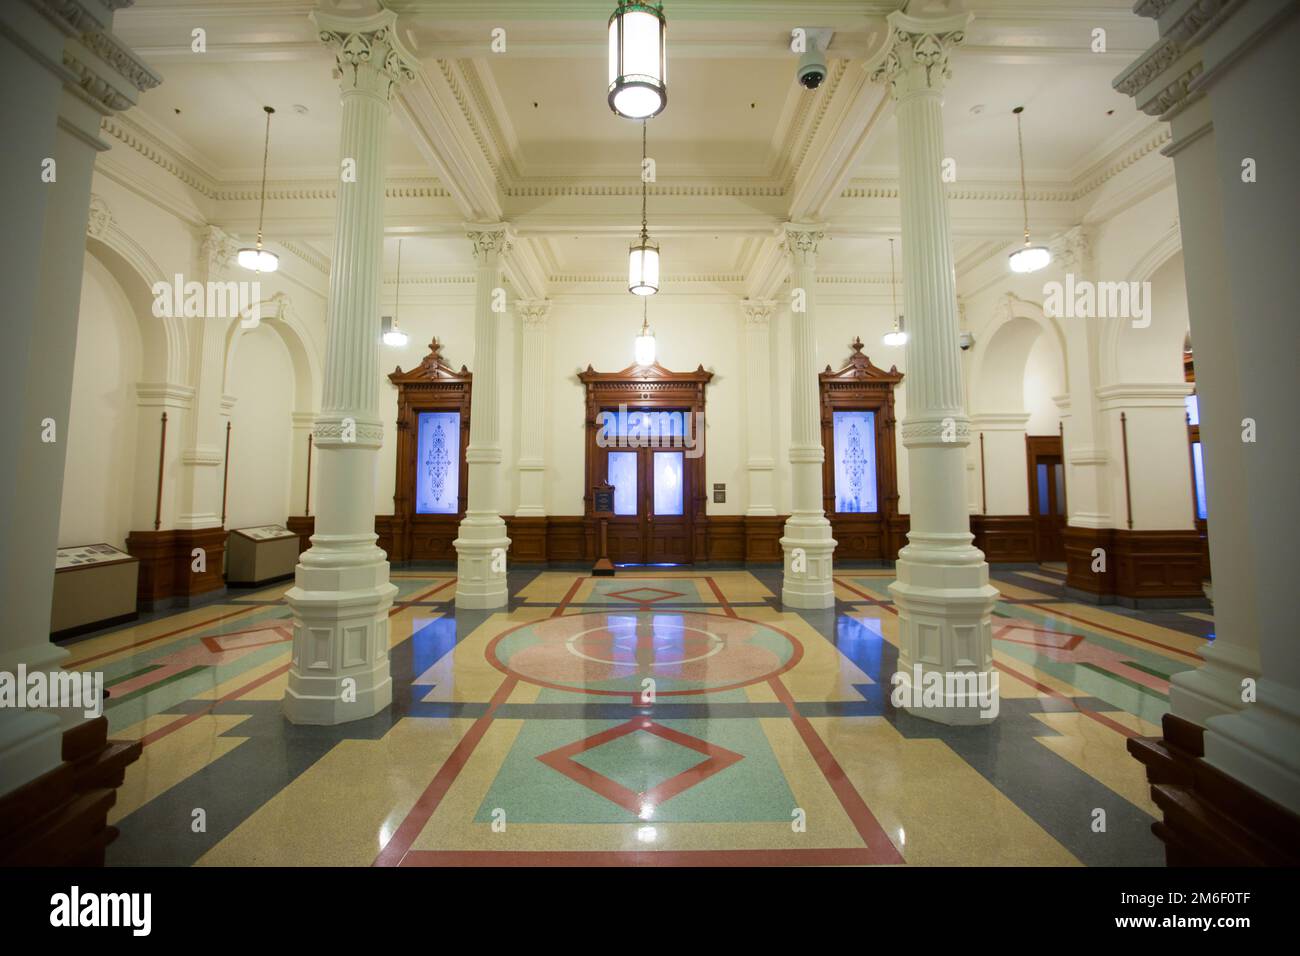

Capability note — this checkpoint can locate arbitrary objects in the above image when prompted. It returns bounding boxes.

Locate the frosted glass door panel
[609,452,638,516]
[416,412,461,514]
[833,410,878,513]
[653,452,684,516]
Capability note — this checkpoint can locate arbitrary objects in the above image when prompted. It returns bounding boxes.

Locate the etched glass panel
[416,411,460,514]
[653,451,683,516]
[1185,393,1200,426]
[609,451,637,516]
[832,410,877,513]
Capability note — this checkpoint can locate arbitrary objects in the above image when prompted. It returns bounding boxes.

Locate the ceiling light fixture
[608,2,667,121]
[634,296,656,367]
[382,238,409,347]
[883,237,907,347]
[628,120,660,295]
[237,105,279,274]
[1008,106,1050,274]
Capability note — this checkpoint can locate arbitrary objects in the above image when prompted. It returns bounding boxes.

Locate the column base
[282,548,398,726]
[1204,678,1300,815]
[1170,638,1259,726]
[454,513,511,609]
[889,536,999,726]
[780,515,836,609]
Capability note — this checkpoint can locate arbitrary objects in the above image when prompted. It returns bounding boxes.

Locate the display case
[51,544,140,641]
[225,525,300,586]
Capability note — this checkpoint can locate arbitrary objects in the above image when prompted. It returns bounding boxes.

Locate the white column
[514,298,550,517]
[0,4,158,791]
[176,225,240,530]
[742,298,777,516]
[282,8,415,725]
[454,226,512,608]
[868,11,999,725]
[779,226,836,608]
[1131,0,1300,811]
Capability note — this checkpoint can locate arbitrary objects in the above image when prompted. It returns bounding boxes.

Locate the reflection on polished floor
[73,566,1212,866]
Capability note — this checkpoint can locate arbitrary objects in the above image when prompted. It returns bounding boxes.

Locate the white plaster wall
[58,253,143,549]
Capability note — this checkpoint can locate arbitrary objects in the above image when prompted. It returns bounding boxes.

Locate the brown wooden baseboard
[1128,713,1300,866]
[124,526,227,607]
[285,515,313,555]
[1065,527,1207,604]
[0,716,141,866]
[970,514,1037,563]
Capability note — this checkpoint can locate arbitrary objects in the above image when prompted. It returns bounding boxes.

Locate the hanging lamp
[634,296,656,366]
[882,237,908,346]
[237,106,279,274]
[382,238,409,347]
[608,2,667,121]
[628,120,660,295]
[1008,106,1050,274]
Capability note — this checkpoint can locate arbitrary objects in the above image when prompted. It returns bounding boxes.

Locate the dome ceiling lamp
[628,119,660,295]
[1008,105,1050,274]
[882,237,908,347]
[237,105,280,274]
[381,238,409,348]
[634,296,656,367]
[608,1,667,121]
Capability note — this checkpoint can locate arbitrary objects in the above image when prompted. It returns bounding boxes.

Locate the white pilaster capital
[516,298,551,327]
[865,10,972,99]
[1050,224,1096,274]
[782,223,825,269]
[312,7,418,101]
[86,193,112,239]
[199,224,240,279]
[741,298,777,325]
[466,223,513,263]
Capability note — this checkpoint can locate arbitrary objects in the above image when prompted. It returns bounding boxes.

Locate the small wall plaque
[713,483,726,504]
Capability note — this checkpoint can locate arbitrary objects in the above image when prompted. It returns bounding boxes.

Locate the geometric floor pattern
[62,564,1212,866]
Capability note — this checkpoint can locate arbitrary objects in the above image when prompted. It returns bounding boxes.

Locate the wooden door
[1026,436,1066,562]
[600,414,692,564]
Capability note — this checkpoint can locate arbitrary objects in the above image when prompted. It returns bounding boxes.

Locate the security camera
[958,331,975,351]
[794,28,832,91]
[797,49,827,90]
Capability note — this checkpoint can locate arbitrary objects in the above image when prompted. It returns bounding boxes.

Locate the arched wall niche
[222,293,321,412]
[972,292,1068,417]
[1099,222,1183,389]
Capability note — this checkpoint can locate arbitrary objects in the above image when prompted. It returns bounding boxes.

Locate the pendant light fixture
[1008,106,1050,274]
[381,238,409,348]
[882,237,908,347]
[634,296,656,366]
[608,2,667,121]
[628,120,660,295]
[237,105,279,274]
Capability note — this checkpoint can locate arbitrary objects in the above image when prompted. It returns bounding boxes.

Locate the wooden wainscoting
[124,526,227,608]
[705,516,746,562]
[744,515,786,563]
[0,716,141,866]
[285,515,313,555]
[970,515,1037,563]
[1128,713,1300,865]
[1064,526,1206,605]
[504,516,548,564]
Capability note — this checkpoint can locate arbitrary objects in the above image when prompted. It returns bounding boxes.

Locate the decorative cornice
[80,29,162,94]
[62,45,132,113]
[280,240,330,276]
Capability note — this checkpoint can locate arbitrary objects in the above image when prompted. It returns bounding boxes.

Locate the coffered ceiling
[112,0,1163,293]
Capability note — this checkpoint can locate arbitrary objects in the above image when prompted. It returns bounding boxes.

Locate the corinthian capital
[467,224,512,262]
[516,298,551,327]
[741,298,776,325]
[312,8,418,101]
[782,223,824,269]
[866,10,972,98]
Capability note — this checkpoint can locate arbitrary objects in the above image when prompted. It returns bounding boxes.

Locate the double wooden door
[600,412,692,564]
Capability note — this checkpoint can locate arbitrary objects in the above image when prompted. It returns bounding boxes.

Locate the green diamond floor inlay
[569,729,709,794]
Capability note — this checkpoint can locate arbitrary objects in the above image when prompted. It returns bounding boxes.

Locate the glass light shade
[629,239,660,295]
[608,3,666,120]
[382,328,408,348]
[1008,244,1051,274]
[237,247,279,273]
[634,327,656,366]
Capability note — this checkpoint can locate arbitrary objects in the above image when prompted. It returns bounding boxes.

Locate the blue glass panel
[832,410,877,513]
[416,412,460,514]
[653,452,683,516]
[1184,393,1199,426]
[609,451,637,515]
[596,408,688,442]
[1037,463,1050,515]
[1192,441,1208,519]
[1053,463,1066,516]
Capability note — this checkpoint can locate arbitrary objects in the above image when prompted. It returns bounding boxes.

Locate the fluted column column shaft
[515,300,550,517]
[282,9,415,725]
[742,299,776,516]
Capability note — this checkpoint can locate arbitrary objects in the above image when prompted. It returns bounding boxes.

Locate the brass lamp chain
[1015,106,1030,245]
[256,106,274,249]
[640,119,649,242]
